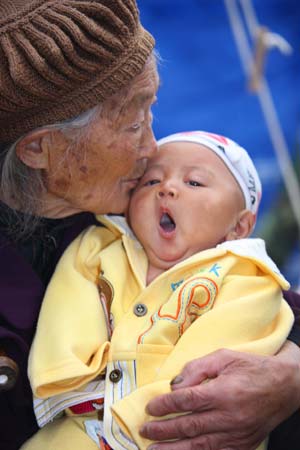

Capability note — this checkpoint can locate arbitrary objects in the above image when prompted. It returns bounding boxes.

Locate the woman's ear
[226,209,255,241]
[15,128,53,169]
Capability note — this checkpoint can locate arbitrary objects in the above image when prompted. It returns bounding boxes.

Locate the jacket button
[134,303,147,317]
[109,369,122,383]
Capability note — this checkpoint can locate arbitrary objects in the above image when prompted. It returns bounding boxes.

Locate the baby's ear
[226,210,255,241]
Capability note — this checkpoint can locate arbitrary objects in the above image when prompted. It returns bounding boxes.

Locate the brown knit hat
[0,0,155,143]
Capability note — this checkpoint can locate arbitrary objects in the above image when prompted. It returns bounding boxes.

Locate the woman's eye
[129,123,142,132]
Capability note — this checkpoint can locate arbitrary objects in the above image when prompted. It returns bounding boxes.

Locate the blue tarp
[140,0,300,222]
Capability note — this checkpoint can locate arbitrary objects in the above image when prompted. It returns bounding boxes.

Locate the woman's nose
[140,120,158,158]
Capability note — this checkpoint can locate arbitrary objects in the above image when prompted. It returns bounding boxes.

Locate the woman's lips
[124,178,140,189]
[124,167,147,189]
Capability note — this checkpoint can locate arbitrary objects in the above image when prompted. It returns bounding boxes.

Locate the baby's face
[128,141,245,270]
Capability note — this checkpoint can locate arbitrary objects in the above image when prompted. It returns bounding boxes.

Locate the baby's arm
[28,225,116,399]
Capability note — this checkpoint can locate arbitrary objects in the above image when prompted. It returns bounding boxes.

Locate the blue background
[139,0,300,287]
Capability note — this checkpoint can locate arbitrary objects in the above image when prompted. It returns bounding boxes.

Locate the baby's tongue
[160,213,175,231]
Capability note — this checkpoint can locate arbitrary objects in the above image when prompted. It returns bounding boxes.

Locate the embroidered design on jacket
[138,276,218,344]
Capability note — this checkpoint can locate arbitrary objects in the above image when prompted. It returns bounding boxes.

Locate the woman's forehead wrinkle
[99,73,159,125]
[134,91,157,106]
[102,61,159,124]
[101,92,128,124]
[110,92,149,125]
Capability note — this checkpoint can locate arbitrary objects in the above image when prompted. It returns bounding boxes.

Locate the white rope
[239,0,259,36]
[224,0,300,234]
[240,0,293,55]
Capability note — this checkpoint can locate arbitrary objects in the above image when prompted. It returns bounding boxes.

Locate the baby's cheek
[128,201,143,232]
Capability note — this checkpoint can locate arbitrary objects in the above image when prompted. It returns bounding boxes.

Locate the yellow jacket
[28,215,293,449]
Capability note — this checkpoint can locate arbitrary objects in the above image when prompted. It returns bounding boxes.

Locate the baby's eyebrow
[146,164,214,176]
[185,165,215,177]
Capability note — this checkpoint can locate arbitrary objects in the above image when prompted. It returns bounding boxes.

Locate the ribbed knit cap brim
[0,0,155,143]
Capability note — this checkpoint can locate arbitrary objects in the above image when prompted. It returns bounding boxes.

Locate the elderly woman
[0,1,300,450]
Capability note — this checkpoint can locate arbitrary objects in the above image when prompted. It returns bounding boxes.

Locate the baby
[25,131,293,450]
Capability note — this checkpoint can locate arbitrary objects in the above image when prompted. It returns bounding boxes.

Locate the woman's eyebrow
[133,92,157,105]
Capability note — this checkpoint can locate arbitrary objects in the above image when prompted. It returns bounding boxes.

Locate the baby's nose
[157,186,176,198]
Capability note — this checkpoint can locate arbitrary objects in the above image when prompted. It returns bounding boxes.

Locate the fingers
[142,349,293,450]
[145,432,260,450]
[141,412,227,441]
[170,349,236,390]
[145,433,228,450]
[146,350,241,420]
[146,383,216,417]
[141,416,262,450]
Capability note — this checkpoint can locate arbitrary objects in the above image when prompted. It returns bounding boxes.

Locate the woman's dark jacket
[0,212,97,450]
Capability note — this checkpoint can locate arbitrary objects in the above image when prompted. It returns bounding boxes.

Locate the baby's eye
[144,179,160,186]
[187,180,202,187]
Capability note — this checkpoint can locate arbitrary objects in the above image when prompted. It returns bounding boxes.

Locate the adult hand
[140,342,300,450]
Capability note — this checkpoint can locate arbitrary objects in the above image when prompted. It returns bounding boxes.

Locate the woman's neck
[1,193,82,219]
[39,201,82,219]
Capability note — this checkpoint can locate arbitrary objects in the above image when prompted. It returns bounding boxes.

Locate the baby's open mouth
[159,212,176,232]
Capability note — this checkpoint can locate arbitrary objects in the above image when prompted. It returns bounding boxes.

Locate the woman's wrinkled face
[44,57,159,215]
